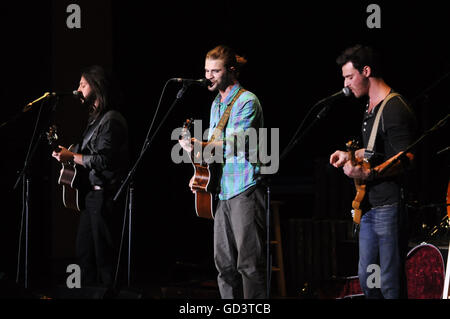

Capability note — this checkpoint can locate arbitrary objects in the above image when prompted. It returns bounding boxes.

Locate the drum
[334,276,364,299]
[317,275,364,299]
[447,179,449,219]
[325,243,445,299]
[406,243,445,299]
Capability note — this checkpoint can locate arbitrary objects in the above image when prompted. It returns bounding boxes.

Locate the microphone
[171,78,212,87]
[50,90,84,99]
[23,91,84,112]
[316,87,351,105]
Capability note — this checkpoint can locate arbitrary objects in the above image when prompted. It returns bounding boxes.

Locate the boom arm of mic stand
[280,103,331,162]
[1,93,53,130]
[378,113,449,176]
[23,92,51,113]
[13,98,57,190]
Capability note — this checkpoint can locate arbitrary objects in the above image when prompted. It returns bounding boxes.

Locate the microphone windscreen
[342,87,351,97]
[200,78,212,87]
[73,90,85,100]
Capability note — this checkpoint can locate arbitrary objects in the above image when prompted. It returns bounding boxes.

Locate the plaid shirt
[208,83,263,200]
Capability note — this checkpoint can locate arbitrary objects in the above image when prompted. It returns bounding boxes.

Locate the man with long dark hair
[52,65,129,287]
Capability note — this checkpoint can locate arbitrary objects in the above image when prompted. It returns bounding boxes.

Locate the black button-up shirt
[361,92,416,209]
[76,110,129,192]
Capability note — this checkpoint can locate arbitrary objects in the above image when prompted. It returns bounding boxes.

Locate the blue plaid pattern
[208,84,263,200]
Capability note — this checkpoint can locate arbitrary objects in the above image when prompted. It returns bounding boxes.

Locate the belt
[92,185,103,190]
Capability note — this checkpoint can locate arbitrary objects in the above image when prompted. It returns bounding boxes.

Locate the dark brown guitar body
[181,119,218,220]
[190,161,219,219]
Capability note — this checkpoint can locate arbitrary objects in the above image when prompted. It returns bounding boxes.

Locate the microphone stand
[1,93,52,130]
[377,113,449,177]
[112,82,188,289]
[263,101,332,298]
[280,103,332,162]
[13,96,58,289]
[376,113,449,250]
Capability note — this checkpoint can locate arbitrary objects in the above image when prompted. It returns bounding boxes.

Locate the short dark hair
[336,44,383,78]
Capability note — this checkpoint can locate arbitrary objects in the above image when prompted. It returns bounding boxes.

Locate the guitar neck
[49,140,61,152]
[349,150,357,165]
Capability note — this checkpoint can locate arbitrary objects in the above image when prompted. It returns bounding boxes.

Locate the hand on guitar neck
[52,145,84,166]
[47,125,84,166]
[179,137,223,156]
[179,137,203,157]
[178,118,223,162]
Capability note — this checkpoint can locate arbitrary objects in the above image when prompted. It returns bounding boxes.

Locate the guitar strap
[208,88,246,143]
[365,92,400,158]
[81,110,117,151]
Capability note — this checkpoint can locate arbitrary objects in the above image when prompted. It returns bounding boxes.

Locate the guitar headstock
[346,139,359,152]
[180,118,194,141]
[183,118,194,130]
[346,139,360,164]
[46,125,61,152]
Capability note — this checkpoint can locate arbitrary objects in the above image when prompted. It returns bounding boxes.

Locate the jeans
[358,203,402,299]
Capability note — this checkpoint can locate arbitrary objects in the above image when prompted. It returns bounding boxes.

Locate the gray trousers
[214,185,267,299]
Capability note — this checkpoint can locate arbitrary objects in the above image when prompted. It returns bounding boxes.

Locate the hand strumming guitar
[343,161,371,180]
[330,148,371,180]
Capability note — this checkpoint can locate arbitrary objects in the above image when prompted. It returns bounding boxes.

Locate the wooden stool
[270,200,287,297]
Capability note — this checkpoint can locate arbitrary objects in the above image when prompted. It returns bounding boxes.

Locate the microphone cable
[281,88,350,161]
[139,78,172,156]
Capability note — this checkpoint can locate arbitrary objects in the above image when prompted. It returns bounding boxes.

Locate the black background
[0,0,449,296]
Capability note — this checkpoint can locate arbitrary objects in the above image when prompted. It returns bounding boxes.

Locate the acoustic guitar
[180,119,219,219]
[46,125,87,212]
